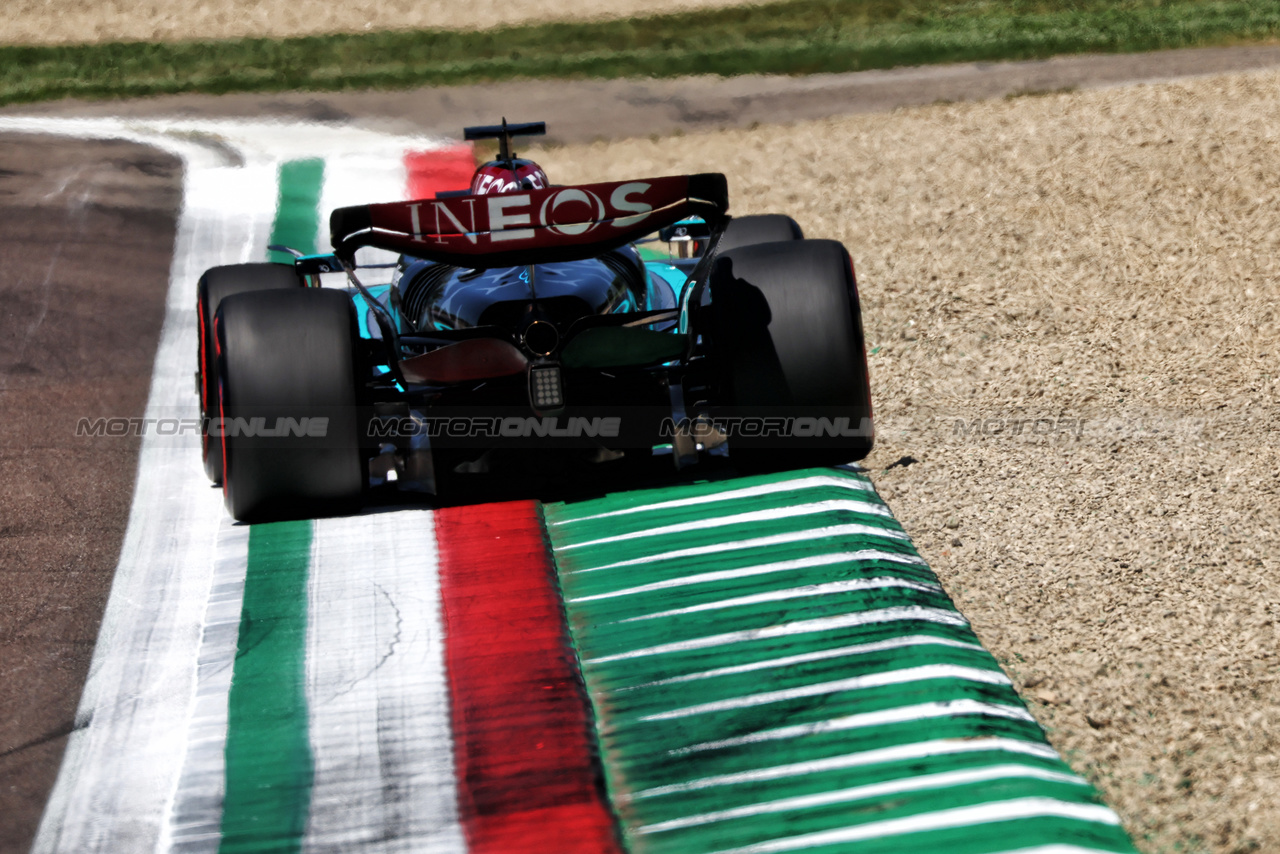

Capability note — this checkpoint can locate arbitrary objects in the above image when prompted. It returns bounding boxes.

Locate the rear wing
[329,173,729,268]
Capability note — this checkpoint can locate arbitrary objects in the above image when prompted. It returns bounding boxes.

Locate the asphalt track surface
[0,136,182,850]
[3,43,1280,852]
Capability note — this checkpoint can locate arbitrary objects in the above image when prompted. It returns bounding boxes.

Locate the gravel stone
[534,69,1280,853]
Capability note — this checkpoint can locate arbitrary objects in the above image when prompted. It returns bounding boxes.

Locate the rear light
[529,364,564,410]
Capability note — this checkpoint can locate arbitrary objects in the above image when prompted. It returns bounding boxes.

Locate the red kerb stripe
[434,501,622,854]
[404,145,476,200]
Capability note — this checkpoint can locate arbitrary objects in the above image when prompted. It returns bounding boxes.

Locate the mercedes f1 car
[197,121,874,521]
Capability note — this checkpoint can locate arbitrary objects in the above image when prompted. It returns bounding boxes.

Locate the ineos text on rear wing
[329,173,729,268]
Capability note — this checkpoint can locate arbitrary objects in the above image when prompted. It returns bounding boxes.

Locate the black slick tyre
[197,263,300,483]
[709,239,873,471]
[718,214,803,253]
[215,288,364,522]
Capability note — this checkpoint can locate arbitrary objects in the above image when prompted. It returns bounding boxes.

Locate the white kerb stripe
[676,700,1035,754]
[586,606,968,664]
[638,764,1089,834]
[628,737,1063,799]
[613,578,942,624]
[562,525,925,575]
[551,474,876,525]
[621,635,985,690]
[569,550,927,604]
[319,153,408,270]
[556,500,902,551]
[706,798,1121,854]
[639,664,1010,721]
[304,511,466,854]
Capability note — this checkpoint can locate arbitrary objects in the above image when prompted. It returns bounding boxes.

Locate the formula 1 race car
[197,121,874,521]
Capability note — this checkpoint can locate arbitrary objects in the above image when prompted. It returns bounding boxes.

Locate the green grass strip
[6,0,1280,106]
[268,159,324,265]
[219,520,313,854]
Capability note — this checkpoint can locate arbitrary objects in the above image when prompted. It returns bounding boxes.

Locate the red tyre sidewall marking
[434,501,623,854]
[215,314,229,492]
[197,297,207,413]
[849,253,874,424]
[198,297,210,464]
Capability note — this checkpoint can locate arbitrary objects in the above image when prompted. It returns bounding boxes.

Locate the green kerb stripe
[218,156,325,850]
[268,158,325,264]
[219,158,325,852]
[544,467,1138,854]
[219,520,314,854]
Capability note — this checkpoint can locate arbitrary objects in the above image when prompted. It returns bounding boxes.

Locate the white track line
[675,700,1035,754]
[550,473,877,524]
[568,549,927,603]
[628,738,1063,799]
[638,664,1010,722]
[557,500,900,551]
[706,798,1121,854]
[561,524,925,574]
[586,605,968,664]
[163,522,250,854]
[637,764,1088,834]
[991,847,1126,854]
[620,635,985,690]
[613,578,942,624]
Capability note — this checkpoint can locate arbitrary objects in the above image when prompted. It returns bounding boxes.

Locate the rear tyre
[709,239,873,471]
[718,214,803,254]
[216,288,364,522]
[198,263,300,483]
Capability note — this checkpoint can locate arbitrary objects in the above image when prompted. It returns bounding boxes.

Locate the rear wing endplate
[329,173,729,268]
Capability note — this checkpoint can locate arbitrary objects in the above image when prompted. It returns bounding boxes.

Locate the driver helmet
[470,158,549,195]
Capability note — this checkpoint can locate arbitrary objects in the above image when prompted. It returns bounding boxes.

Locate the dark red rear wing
[330,173,728,267]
